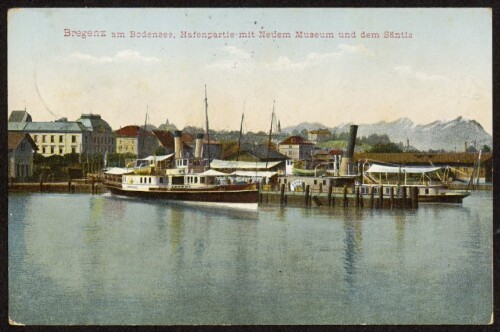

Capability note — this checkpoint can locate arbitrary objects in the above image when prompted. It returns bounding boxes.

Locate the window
[71,147,76,154]
[314,180,317,185]
[59,135,63,143]
[72,135,77,143]
[140,177,143,183]
[50,146,54,154]
[34,135,38,142]
[59,147,63,154]
[51,135,55,143]
[323,180,326,185]
[159,177,164,184]
[42,135,46,143]
[149,177,151,184]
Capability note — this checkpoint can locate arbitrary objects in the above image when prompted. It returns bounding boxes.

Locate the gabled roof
[8,133,38,151]
[236,143,288,161]
[279,136,314,145]
[9,110,32,123]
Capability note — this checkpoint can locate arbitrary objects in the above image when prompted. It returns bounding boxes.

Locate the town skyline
[8,8,492,134]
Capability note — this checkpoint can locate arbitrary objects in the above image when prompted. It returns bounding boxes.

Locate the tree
[481,145,491,152]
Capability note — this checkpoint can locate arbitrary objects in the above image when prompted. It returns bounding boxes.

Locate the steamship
[102,130,259,206]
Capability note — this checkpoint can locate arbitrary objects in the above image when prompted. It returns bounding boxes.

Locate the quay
[8,178,108,194]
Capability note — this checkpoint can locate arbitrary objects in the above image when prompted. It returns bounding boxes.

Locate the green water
[8,191,492,325]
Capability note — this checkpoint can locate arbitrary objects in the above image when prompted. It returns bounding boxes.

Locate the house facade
[10,121,92,156]
[115,125,159,158]
[8,132,38,180]
[308,129,331,144]
[278,136,315,160]
[76,114,115,154]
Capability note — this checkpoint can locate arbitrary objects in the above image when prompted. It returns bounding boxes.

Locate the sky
[7,8,492,134]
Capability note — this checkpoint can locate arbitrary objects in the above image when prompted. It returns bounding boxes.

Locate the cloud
[66,50,160,64]
[206,46,255,74]
[266,44,371,71]
[394,65,446,81]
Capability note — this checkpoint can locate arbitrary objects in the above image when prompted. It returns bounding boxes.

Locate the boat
[103,157,259,204]
[102,86,259,206]
[358,163,470,203]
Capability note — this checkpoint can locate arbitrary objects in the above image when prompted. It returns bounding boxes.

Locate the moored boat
[359,163,470,203]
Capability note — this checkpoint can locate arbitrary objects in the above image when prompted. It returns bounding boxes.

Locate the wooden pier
[259,184,418,209]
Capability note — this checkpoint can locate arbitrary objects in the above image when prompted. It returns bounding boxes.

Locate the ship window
[323,180,326,185]
[149,177,151,183]
[195,177,198,183]
[159,177,163,184]
[425,188,429,195]
[314,180,317,185]
[140,177,143,183]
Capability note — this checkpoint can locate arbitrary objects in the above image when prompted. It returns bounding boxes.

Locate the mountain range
[283,117,492,152]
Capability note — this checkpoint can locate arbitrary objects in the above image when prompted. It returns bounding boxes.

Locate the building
[278,136,315,160]
[76,114,115,155]
[8,110,114,156]
[308,129,331,144]
[9,120,92,156]
[115,125,159,158]
[201,137,223,160]
[8,132,38,180]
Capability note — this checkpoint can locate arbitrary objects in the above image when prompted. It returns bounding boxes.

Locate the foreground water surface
[9,191,492,325]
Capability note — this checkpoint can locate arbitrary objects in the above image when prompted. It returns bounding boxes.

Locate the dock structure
[259,184,417,209]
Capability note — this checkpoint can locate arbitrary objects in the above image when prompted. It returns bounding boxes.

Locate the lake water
[8,191,492,325]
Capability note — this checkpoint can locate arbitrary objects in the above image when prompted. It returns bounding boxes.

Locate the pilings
[258,184,417,210]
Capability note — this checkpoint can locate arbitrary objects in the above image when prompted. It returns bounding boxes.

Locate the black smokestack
[344,125,358,158]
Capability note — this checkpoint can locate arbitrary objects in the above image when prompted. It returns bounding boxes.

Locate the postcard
[7,8,492,325]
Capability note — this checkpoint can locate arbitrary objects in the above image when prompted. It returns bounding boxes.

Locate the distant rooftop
[279,136,314,145]
[9,110,32,123]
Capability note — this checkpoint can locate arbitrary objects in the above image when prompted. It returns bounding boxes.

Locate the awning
[231,171,277,178]
[139,154,174,162]
[366,164,443,174]
[210,159,282,170]
[105,167,134,175]
[196,169,229,177]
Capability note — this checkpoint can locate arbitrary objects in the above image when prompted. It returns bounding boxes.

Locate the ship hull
[104,183,259,204]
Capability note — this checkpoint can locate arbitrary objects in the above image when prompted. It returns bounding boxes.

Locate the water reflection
[342,210,364,297]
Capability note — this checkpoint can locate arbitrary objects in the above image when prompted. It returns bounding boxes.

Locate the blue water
[8,191,492,325]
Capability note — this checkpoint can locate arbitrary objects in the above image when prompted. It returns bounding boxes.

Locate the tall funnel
[173,130,183,159]
[340,125,358,175]
[195,133,204,159]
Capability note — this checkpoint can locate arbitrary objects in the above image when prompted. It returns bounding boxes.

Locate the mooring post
[355,186,360,208]
[390,187,395,209]
[378,185,383,209]
[327,181,333,207]
[343,185,348,207]
[280,183,285,206]
[402,186,407,209]
[369,187,374,209]
[412,186,419,209]
[305,185,310,207]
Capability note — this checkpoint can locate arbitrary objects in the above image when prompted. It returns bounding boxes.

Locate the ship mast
[266,100,275,169]
[204,85,211,169]
[237,102,245,162]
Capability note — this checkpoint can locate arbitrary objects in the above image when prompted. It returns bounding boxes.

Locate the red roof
[152,130,193,150]
[115,125,154,137]
[279,135,314,145]
[8,132,38,151]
